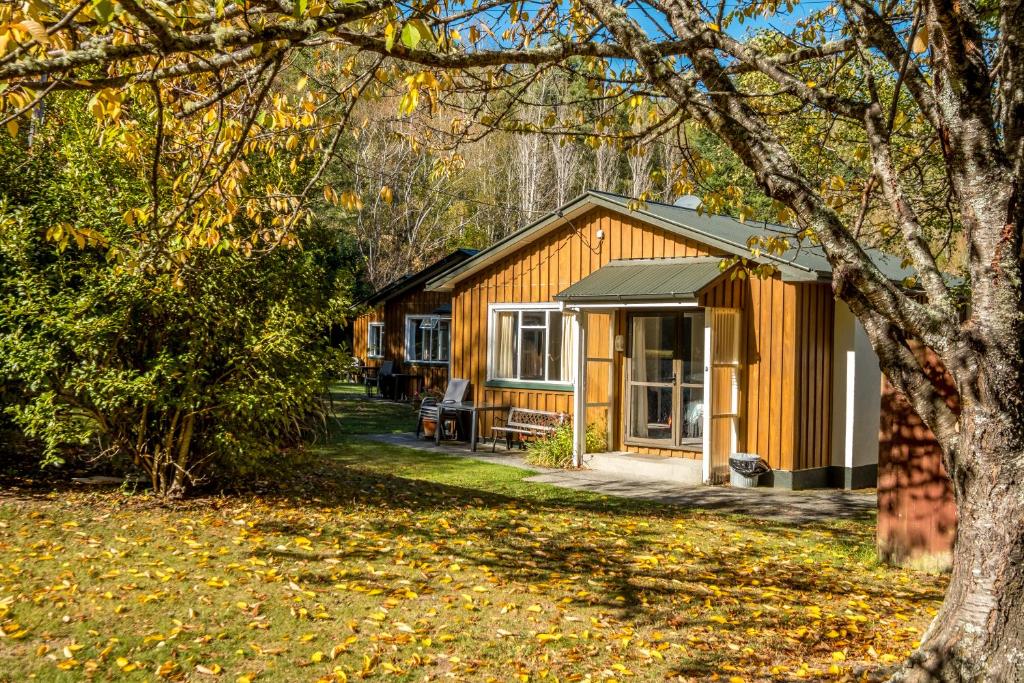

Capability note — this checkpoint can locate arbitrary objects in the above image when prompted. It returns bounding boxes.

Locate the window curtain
[495,311,516,378]
[438,320,450,362]
[560,313,576,383]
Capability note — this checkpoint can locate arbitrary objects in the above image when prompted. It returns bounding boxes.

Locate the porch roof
[554,257,727,304]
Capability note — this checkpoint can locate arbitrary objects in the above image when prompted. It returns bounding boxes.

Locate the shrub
[0,94,351,496]
[524,420,608,469]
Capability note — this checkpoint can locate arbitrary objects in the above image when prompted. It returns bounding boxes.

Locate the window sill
[485,379,574,392]
[406,360,450,366]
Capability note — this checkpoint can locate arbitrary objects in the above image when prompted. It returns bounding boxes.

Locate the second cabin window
[405,316,450,364]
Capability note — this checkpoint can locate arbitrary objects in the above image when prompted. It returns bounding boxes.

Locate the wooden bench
[490,408,567,451]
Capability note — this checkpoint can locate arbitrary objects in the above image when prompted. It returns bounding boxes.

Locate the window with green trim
[488,305,575,385]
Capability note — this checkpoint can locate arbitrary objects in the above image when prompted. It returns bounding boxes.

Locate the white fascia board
[563,301,700,310]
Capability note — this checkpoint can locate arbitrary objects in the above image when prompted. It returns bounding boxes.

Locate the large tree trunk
[897,409,1024,682]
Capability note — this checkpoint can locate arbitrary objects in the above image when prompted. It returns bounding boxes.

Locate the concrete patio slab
[363,432,876,524]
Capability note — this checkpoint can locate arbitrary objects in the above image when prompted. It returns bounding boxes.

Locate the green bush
[0,94,352,495]
[524,420,608,469]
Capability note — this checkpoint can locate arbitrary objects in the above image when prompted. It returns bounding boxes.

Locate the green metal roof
[554,257,728,303]
[427,190,919,292]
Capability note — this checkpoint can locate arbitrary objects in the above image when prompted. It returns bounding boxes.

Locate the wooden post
[572,309,588,467]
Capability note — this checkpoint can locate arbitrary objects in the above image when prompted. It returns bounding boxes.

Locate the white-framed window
[367,322,384,359]
[488,303,576,384]
[405,315,451,364]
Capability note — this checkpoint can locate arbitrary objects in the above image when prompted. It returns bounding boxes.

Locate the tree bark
[896,408,1024,682]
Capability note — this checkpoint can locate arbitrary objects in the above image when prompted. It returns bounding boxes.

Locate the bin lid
[730,453,760,461]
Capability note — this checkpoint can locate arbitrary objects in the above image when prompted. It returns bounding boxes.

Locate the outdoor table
[435,402,510,451]
[383,373,421,401]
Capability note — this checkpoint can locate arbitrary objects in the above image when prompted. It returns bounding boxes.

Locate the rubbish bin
[729,453,769,488]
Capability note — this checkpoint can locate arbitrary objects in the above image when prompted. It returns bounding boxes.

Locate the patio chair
[345,357,365,384]
[364,360,394,397]
[416,378,470,440]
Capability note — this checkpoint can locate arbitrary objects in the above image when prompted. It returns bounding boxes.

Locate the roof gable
[426,191,914,291]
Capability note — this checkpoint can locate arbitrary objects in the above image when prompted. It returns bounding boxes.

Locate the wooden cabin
[352,249,477,394]
[427,191,914,489]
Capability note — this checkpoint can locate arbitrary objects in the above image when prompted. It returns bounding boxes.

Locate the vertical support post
[572,309,589,468]
[702,311,713,484]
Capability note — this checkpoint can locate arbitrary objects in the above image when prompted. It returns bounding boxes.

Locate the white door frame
[702,316,712,483]
[571,309,588,467]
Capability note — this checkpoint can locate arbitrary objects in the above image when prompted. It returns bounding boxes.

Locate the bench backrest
[506,408,567,429]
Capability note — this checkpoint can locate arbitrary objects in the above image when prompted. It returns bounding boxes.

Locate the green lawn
[0,389,946,682]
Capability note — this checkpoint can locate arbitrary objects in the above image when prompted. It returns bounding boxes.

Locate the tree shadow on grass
[252,469,944,678]
[255,458,945,630]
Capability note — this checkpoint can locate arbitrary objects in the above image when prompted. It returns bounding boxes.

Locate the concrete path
[365,432,876,524]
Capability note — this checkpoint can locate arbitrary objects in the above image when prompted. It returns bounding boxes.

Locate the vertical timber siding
[450,207,723,440]
[353,289,453,393]
[353,307,383,370]
[448,206,835,470]
[741,278,834,471]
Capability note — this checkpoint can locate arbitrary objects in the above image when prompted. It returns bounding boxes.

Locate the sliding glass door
[626,311,705,449]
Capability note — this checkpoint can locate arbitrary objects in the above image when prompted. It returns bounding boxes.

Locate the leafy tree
[0,93,349,496]
[1,0,1021,677]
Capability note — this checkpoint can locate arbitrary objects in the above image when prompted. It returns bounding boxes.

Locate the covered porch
[557,257,745,485]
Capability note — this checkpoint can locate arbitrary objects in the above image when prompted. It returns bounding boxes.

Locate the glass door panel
[628,385,674,440]
[627,311,707,450]
[631,315,675,383]
[679,386,704,446]
[627,314,675,445]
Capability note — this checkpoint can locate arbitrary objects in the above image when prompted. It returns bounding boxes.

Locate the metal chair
[416,378,470,440]
[364,360,394,397]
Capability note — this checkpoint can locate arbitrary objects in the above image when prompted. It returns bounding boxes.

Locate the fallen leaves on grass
[0,453,945,681]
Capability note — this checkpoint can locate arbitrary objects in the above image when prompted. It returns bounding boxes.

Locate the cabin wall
[353,288,453,394]
[738,277,835,481]
[692,275,835,475]
[450,207,722,437]
[383,288,452,394]
[353,306,383,369]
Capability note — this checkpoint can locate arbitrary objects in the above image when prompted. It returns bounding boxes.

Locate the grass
[0,388,947,682]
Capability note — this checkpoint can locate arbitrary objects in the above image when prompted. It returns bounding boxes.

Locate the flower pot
[422,419,437,437]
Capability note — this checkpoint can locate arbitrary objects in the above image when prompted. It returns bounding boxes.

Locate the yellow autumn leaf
[912,27,929,53]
